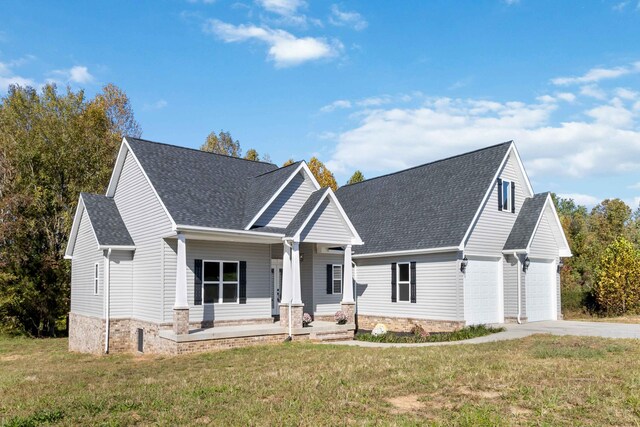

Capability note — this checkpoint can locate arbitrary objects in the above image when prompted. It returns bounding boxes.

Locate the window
[502,180,511,212]
[202,261,239,303]
[94,263,99,295]
[397,263,410,302]
[332,264,343,294]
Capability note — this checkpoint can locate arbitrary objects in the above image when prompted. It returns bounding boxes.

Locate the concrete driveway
[324,320,640,348]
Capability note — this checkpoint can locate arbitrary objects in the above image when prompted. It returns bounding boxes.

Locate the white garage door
[464,258,502,325]
[526,260,557,322]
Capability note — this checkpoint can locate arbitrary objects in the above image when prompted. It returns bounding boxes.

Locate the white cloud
[503,0,520,4]
[143,99,168,111]
[329,5,368,31]
[325,96,640,181]
[580,84,607,100]
[615,87,639,100]
[557,193,601,207]
[556,92,576,102]
[204,19,342,67]
[320,99,351,113]
[0,59,36,91]
[256,0,305,16]
[552,60,640,85]
[52,65,95,84]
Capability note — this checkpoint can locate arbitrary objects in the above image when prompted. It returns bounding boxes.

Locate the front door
[271,259,283,316]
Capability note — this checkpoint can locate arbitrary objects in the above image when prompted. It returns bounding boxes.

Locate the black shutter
[239,261,247,304]
[497,178,503,211]
[410,261,417,303]
[194,259,203,306]
[511,181,516,213]
[326,264,333,294]
[391,263,397,302]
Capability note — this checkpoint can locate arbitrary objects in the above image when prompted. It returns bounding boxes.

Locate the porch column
[281,241,292,305]
[173,232,189,335]
[291,241,302,305]
[341,244,356,324]
[279,240,303,329]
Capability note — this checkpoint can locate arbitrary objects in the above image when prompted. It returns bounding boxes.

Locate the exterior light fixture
[523,257,531,272]
[557,259,564,274]
[460,256,468,273]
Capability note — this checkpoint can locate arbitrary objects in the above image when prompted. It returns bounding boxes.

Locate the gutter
[104,248,112,353]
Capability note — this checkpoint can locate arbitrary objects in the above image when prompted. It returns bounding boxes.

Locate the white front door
[464,258,503,325]
[525,259,557,322]
[271,259,283,315]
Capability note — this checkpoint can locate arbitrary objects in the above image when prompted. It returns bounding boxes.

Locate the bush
[594,237,640,315]
[302,313,312,327]
[334,310,347,325]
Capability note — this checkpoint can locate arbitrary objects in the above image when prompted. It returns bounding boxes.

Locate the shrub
[334,310,347,325]
[302,313,312,327]
[355,324,505,344]
[594,237,640,315]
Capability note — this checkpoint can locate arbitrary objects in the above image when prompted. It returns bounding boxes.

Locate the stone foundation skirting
[279,303,303,328]
[69,312,105,354]
[357,314,465,333]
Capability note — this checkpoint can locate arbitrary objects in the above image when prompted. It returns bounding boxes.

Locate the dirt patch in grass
[564,312,640,324]
[386,394,424,412]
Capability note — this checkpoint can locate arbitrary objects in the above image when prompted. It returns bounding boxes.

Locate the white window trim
[396,262,411,302]
[332,264,343,294]
[93,262,100,295]
[202,260,240,304]
[501,179,511,212]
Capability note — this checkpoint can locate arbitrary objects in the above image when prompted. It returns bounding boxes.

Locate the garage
[464,258,502,325]
[525,259,557,322]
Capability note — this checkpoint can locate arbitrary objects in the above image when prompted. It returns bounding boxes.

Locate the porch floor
[159,320,355,343]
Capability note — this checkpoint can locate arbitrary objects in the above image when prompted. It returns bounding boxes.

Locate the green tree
[308,157,338,191]
[244,149,260,161]
[0,83,140,336]
[594,237,640,315]
[200,130,241,157]
[347,170,365,185]
[282,158,295,167]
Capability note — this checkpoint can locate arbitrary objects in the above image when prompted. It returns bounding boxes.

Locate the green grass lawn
[1,335,639,426]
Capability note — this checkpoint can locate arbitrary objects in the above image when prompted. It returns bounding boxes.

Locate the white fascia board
[244,161,321,231]
[352,246,459,259]
[98,245,137,251]
[325,190,364,245]
[501,249,527,255]
[510,143,535,196]
[64,195,86,258]
[176,224,285,237]
[106,137,177,230]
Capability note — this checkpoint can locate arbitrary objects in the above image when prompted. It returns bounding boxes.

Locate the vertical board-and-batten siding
[300,199,353,243]
[70,209,104,317]
[113,150,173,322]
[354,252,462,321]
[464,151,532,255]
[163,240,272,323]
[255,172,316,228]
[109,251,134,318]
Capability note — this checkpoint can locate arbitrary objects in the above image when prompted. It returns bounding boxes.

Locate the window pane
[204,262,220,282]
[95,264,99,278]
[204,283,218,304]
[399,283,410,301]
[333,279,342,294]
[399,263,409,282]
[223,283,238,303]
[503,181,509,210]
[223,262,238,282]
[333,265,342,280]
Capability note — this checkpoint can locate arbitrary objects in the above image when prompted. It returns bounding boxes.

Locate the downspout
[514,251,522,324]
[104,248,112,353]
[352,260,358,332]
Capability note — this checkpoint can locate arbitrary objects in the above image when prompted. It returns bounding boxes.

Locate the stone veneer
[279,303,303,328]
[340,302,356,324]
[357,314,465,333]
[173,308,189,335]
[69,312,105,354]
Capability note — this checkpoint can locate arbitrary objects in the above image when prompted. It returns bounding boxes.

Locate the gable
[529,203,566,259]
[300,198,354,244]
[254,170,317,229]
[464,148,534,255]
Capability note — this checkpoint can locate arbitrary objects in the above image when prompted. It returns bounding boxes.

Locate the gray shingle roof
[335,142,513,255]
[503,192,549,251]
[126,137,279,230]
[81,193,135,247]
[243,161,303,226]
[284,188,328,236]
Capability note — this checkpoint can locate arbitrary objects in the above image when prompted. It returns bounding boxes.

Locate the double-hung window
[203,261,239,304]
[93,263,99,295]
[397,263,411,302]
[332,264,343,294]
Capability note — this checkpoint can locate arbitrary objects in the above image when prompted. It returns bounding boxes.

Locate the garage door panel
[464,259,501,325]
[526,260,557,322]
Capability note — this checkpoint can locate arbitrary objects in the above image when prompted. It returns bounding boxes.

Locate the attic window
[498,179,515,213]
[502,180,511,212]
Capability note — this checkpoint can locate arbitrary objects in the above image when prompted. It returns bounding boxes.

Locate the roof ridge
[251,160,302,178]
[125,136,278,167]
[339,140,513,189]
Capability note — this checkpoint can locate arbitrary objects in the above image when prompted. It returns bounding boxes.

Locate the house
[65,137,570,354]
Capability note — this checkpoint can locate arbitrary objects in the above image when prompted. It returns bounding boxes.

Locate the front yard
[1,335,639,426]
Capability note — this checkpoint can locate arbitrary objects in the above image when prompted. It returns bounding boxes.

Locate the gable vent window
[498,178,516,213]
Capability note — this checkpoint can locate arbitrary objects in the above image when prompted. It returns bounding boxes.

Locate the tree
[308,157,338,191]
[200,130,241,157]
[594,237,640,315]
[282,158,295,167]
[244,149,260,161]
[347,170,365,185]
[0,83,140,336]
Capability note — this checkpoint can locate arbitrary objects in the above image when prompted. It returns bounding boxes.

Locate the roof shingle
[503,192,550,251]
[81,193,135,247]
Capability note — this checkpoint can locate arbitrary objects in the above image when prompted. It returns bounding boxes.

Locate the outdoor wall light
[557,259,564,274]
[523,257,531,272]
[460,256,468,273]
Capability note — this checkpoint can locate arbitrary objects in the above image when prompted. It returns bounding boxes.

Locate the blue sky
[2,0,640,208]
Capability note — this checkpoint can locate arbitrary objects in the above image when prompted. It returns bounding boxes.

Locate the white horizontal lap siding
[300,243,314,312]
[113,151,173,323]
[529,206,561,260]
[109,250,133,318]
[164,240,272,323]
[355,252,461,321]
[465,152,531,255]
[256,172,316,228]
[313,252,344,315]
[70,210,104,317]
[300,200,352,243]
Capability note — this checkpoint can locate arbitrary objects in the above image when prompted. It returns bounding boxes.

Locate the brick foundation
[341,302,356,324]
[173,308,189,335]
[279,303,303,328]
[357,314,464,333]
[69,312,105,354]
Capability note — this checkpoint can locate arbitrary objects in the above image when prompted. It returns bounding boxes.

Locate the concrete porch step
[309,329,354,342]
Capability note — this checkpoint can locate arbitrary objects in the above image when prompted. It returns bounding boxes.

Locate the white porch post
[291,241,302,305]
[341,244,356,324]
[281,241,292,305]
[173,232,189,335]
